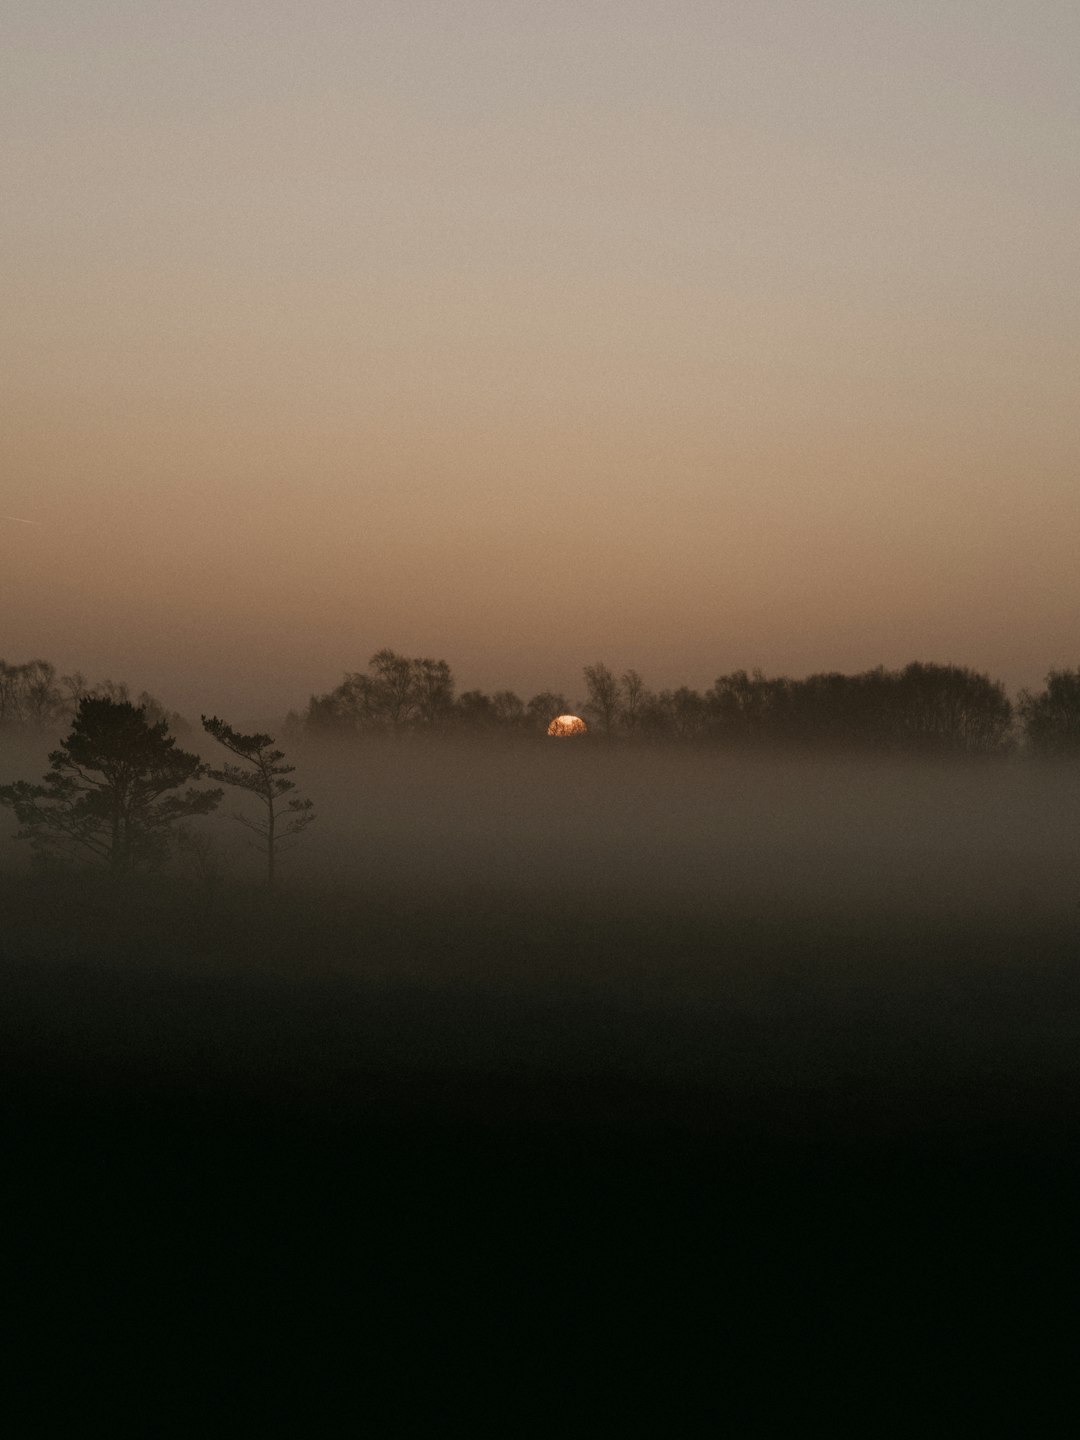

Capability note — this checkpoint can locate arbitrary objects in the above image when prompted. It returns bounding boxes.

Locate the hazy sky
[4,1,1078,718]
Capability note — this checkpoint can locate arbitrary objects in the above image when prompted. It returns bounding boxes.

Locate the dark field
[5,741,1080,1427]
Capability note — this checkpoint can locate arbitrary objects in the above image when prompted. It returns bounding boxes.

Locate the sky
[3,0,1078,720]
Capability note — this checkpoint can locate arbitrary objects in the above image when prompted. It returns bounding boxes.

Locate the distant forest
[4,651,1080,757]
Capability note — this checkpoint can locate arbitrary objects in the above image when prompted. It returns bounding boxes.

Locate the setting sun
[547,714,588,737]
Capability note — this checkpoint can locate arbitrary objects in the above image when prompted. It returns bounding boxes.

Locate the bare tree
[0,659,66,731]
[619,669,646,736]
[304,649,456,736]
[1018,669,1080,756]
[526,692,568,733]
[411,657,455,727]
[201,716,315,887]
[583,662,620,737]
[370,649,417,732]
[491,690,525,728]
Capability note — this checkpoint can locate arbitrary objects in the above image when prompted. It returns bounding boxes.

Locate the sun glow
[547,714,588,737]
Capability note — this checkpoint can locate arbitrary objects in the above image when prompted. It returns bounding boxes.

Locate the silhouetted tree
[491,690,525,728]
[526,692,569,733]
[704,663,1012,754]
[658,687,708,740]
[304,688,356,735]
[583,663,620,738]
[411,657,455,728]
[64,674,191,737]
[0,659,66,731]
[456,690,499,731]
[454,688,526,735]
[370,648,417,730]
[1018,670,1080,756]
[0,697,221,873]
[304,650,456,736]
[890,662,1012,754]
[201,716,315,887]
[636,686,708,741]
[706,670,787,744]
[619,669,647,736]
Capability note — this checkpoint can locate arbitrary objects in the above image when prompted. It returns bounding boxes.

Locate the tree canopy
[0,697,221,872]
[202,716,315,886]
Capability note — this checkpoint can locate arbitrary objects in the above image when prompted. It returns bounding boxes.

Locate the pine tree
[201,717,315,887]
[0,697,222,873]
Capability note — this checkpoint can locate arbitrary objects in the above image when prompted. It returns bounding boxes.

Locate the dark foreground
[4,873,1079,1431]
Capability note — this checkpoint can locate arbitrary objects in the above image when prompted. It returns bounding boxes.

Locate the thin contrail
[1,515,39,525]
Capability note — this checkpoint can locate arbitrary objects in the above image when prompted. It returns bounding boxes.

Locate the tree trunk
[111,795,123,873]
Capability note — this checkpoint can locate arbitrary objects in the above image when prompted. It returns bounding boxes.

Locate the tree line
[3,649,1080,882]
[298,650,1080,757]
[0,658,187,735]
[5,649,1080,757]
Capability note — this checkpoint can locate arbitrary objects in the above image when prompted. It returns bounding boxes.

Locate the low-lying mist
[287,738,1080,928]
[4,734,1080,1147]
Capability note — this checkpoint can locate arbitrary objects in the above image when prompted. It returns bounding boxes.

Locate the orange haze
[4,2,1078,719]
